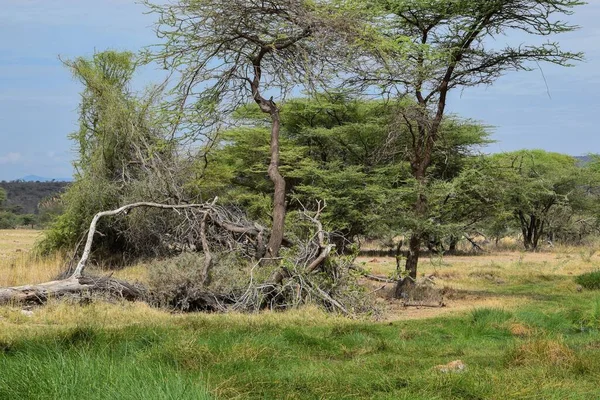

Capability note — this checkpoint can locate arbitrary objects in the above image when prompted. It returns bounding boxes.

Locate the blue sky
[0,1,599,181]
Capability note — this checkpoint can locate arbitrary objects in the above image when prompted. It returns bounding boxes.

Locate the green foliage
[40,51,182,257]
[194,95,490,246]
[575,270,600,290]
[0,212,19,229]
[0,182,67,215]
[20,214,37,228]
[0,327,211,399]
[478,150,599,249]
[2,291,600,399]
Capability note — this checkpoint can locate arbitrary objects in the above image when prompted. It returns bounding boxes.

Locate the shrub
[575,270,600,290]
[147,252,211,311]
[0,211,19,229]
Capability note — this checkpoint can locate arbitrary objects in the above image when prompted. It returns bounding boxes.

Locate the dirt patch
[365,279,521,321]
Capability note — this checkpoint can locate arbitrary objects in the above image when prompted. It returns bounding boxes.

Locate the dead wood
[0,201,219,305]
[0,276,144,305]
[0,199,367,315]
[401,301,446,308]
[349,265,397,283]
[465,235,486,253]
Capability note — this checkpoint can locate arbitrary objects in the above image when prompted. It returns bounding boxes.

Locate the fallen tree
[0,199,365,314]
[0,202,219,306]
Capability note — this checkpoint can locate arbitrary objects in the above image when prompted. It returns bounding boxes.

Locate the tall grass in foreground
[2,231,600,398]
[1,302,600,399]
[0,348,211,400]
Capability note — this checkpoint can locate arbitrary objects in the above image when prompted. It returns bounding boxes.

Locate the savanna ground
[1,229,599,399]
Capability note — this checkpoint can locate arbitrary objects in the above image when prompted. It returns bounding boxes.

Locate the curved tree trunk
[0,201,215,306]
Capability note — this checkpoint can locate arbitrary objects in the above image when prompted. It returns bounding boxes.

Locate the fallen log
[0,201,217,306]
[349,265,397,283]
[0,276,144,305]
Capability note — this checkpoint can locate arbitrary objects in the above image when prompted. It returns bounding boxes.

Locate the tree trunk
[394,163,428,297]
[265,109,286,259]
[0,276,144,305]
[394,233,420,297]
[448,235,458,254]
[395,239,403,271]
[521,214,543,251]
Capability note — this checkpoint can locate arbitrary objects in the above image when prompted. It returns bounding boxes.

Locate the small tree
[144,0,350,259]
[41,51,180,256]
[486,150,589,250]
[351,0,584,294]
[21,214,38,229]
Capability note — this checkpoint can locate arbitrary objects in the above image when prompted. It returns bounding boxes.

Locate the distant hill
[0,181,70,214]
[18,175,73,182]
[575,155,595,166]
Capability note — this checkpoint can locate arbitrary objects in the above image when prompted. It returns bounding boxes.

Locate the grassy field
[1,229,599,399]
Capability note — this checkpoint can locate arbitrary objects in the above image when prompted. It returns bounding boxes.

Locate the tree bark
[394,172,427,297]
[265,109,286,259]
[0,276,144,305]
[448,235,458,254]
[394,233,420,297]
[0,201,218,305]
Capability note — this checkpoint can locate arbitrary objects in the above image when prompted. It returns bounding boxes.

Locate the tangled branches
[2,199,373,315]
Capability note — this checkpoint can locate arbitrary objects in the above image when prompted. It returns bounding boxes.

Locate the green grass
[2,242,600,399]
[1,297,600,399]
[0,326,212,400]
[575,270,600,290]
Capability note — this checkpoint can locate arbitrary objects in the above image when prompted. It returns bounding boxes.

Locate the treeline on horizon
[0,182,68,229]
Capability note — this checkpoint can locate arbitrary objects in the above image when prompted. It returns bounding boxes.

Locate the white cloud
[0,152,22,165]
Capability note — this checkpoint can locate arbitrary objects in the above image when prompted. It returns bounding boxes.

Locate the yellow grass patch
[509,338,576,367]
[509,323,533,338]
[0,229,64,286]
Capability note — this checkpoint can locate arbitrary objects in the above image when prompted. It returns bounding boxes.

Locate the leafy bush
[0,211,19,229]
[575,270,600,290]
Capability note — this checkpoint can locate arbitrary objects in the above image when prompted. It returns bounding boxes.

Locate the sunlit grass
[2,231,600,398]
[0,229,64,286]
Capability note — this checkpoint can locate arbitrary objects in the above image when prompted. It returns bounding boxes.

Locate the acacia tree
[144,0,349,260]
[486,150,588,250]
[351,0,584,294]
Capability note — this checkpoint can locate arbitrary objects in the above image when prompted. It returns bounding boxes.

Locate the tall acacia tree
[351,0,584,295]
[144,0,350,260]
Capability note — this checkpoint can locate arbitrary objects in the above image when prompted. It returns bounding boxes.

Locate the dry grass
[0,229,64,287]
[0,229,42,255]
[358,249,600,291]
[2,233,600,399]
[508,338,577,367]
[0,300,342,343]
[358,250,600,320]
[2,229,599,324]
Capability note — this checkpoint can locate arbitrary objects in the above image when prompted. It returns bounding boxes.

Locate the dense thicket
[39,51,192,258]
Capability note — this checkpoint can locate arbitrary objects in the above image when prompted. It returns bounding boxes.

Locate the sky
[0,0,599,181]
